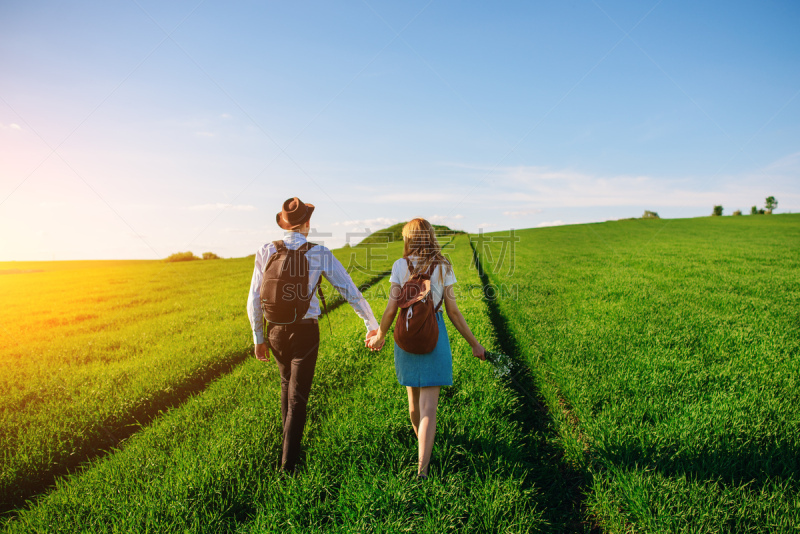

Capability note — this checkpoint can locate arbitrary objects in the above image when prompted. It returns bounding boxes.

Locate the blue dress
[394,311,453,387]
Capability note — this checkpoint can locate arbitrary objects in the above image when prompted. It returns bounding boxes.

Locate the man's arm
[320,249,379,332]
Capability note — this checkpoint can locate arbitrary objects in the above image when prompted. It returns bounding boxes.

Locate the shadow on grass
[599,439,800,490]
[470,240,601,534]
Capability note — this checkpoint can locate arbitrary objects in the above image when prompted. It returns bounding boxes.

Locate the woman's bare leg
[417,386,441,476]
[406,386,420,437]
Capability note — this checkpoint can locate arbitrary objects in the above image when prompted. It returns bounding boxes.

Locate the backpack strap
[298,241,323,311]
[426,261,436,277]
[405,257,414,277]
[427,260,444,313]
[314,275,326,314]
[300,242,333,334]
[298,241,317,254]
[292,241,332,332]
[407,257,437,278]
[433,291,444,314]
[302,242,322,305]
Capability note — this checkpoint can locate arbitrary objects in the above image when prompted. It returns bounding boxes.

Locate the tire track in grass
[0,348,252,516]
[0,265,396,518]
[469,238,601,534]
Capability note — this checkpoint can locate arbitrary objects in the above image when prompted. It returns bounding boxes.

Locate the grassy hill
[354,222,465,247]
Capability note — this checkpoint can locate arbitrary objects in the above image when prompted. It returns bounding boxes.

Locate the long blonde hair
[402,218,452,282]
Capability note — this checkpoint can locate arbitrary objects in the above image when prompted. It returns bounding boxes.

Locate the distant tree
[765,196,778,214]
[202,252,220,260]
[750,206,759,215]
[642,210,660,219]
[732,210,742,216]
[712,205,723,216]
[165,251,200,262]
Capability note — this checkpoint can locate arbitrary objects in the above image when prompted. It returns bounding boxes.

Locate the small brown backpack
[259,241,326,324]
[393,258,443,354]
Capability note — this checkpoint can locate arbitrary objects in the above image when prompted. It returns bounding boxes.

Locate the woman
[367,218,486,479]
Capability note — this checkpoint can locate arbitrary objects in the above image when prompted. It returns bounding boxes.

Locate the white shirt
[389,255,457,310]
[247,232,379,344]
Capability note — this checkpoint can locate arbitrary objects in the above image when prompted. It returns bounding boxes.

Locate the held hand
[472,343,486,361]
[254,343,269,362]
[369,335,386,351]
[365,329,384,351]
[365,329,378,348]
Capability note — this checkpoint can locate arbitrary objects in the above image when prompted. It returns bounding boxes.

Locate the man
[246,197,379,473]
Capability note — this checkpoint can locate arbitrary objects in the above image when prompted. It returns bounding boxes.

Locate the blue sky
[1,0,798,260]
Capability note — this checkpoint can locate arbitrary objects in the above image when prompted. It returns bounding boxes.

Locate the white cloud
[188,203,256,211]
[374,192,453,204]
[1,123,22,130]
[498,166,670,207]
[503,208,543,218]
[433,155,798,214]
[428,214,465,225]
[488,161,799,210]
[536,220,565,228]
[220,113,232,119]
[476,222,495,228]
[195,131,215,138]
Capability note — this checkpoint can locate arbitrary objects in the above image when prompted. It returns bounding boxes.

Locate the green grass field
[0,242,401,512]
[3,236,553,533]
[2,215,798,533]
[476,214,800,532]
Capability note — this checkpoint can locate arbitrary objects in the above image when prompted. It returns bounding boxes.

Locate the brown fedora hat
[276,197,315,230]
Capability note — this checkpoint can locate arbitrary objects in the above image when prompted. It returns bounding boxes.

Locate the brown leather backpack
[393,258,443,354]
[259,241,326,324]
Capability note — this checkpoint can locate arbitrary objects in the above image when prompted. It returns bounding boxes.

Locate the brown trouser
[267,320,320,473]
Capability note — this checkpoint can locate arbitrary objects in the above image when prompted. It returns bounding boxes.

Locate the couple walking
[246,197,486,478]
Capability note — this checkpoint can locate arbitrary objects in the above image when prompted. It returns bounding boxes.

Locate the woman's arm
[368,282,402,350]
[443,285,486,360]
